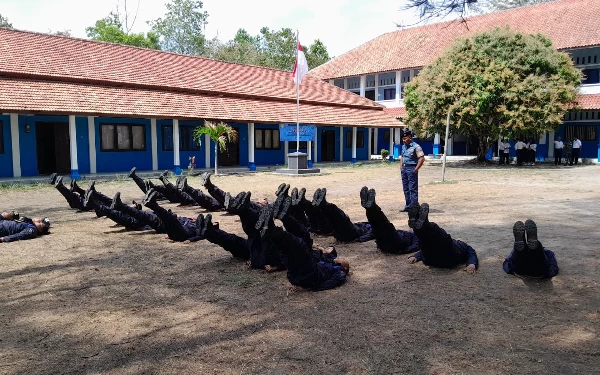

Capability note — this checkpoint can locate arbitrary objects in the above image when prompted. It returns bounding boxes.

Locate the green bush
[381,149,390,160]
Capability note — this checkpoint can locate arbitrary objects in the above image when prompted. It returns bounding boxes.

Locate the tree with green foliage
[305,39,330,70]
[149,0,208,55]
[207,27,331,70]
[404,27,581,161]
[0,13,12,28]
[193,121,239,175]
[86,12,160,49]
[483,0,552,12]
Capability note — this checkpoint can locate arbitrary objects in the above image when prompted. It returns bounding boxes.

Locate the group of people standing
[498,136,583,166]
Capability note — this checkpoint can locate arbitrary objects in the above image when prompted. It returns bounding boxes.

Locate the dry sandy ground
[0,162,599,375]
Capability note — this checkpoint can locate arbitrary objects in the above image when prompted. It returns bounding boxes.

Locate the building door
[36,122,71,175]
[321,130,336,161]
[217,129,239,166]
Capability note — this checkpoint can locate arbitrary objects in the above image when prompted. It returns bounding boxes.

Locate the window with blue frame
[346,130,365,148]
[100,124,146,151]
[0,121,3,154]
[582,68,600,84]
[162,125,201,151]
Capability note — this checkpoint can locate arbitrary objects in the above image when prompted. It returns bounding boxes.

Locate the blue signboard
[279,124,316,142]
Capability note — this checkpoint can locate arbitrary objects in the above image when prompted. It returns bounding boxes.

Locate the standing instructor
[399,129,425,212]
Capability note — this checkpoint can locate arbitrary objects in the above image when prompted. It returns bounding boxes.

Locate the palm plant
[193,121,238,175]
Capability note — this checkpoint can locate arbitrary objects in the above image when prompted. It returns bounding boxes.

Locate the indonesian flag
[292,42,309,85]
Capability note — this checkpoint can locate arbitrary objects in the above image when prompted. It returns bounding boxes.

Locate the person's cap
[402,129,414,138]
[42,217,51,229]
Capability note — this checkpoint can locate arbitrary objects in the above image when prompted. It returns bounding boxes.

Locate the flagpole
[296,30,300,153]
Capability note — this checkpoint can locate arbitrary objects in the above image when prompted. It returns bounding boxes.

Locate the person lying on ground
[141,188,202,242]
[49,174,108,212]
[503,219,559,279]
[311,187,373,243]
[406,203,478,274]
[289,187,333,235]
[0,215,50,243]
[176,177,223,211]
[83,189,153,231]
[221,190,284,271]
[255,202,349,291]
[110,192,167,233]
[360,186,419,254]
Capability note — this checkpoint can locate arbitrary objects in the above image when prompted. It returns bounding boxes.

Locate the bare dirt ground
[0,162,599,375]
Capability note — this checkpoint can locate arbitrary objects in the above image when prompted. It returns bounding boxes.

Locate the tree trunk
[477,136,491,162]
[214,143,218,175]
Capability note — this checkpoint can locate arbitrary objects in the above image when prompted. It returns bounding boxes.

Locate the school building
[309,0,600,161]
[0,28,402,179]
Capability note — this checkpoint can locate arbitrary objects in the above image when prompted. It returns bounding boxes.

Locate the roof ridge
[0,27,294,75]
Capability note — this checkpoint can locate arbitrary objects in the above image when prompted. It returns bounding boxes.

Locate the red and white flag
[292,41,309,85]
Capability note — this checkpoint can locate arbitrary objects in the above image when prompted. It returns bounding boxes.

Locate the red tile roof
[0,77,402,127]
[310,0,600,80]
[575,94,600,109]
[0,28,402,127]
[383,107,408,119]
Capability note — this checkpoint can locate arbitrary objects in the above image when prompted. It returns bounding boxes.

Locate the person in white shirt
[514,139,526,166]
[570,137,582,165]
[528,140,537,165]
[554,137,564,165]
[498,138,511,165]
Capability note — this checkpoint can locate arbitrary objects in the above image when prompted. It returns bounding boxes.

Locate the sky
[0,0,425,56]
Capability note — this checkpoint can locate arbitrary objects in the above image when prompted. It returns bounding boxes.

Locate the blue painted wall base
[433,144,440,154]
[351,158,357,164]
[173,165,182,175]
[248,162,256,171]
[485,146,493,160]
[70,169,81,181]
[597,144,600,162]
[388,155,394,161]
[307,160,313,168]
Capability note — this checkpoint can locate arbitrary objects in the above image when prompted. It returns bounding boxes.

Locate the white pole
[68,115,79,172]
[88,116,97,173]
[173,119,180,169]
[351,127,357,162]
[296,30,300,153]
[9,113,21,177]
[442,111,451,182]
[150,118,158,171]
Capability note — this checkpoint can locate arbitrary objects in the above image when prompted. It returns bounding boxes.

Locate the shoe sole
[312,189,322,207]
[359,186,369,208]
[513,221,526,251]
[524,219,538,249]
[407,204,420,229]
[414,203,429,230]
[275,183,287,196]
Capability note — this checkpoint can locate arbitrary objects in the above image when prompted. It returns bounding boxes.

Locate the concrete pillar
[547,131,555,158]
[204,134,211,168]
[172,119,181,175]
[433,133,441,154]
[307,141,313,168]
[360,76,366,97]
[150,118,158,171]
[68,115,80,180]
[9,113,20,177]
[88,116,96,174]
[388,128,394,161]
[248,123,256,171]
[447,137,453,156]
[284,141,289,158]
[367,128,372,160]
[343,78,348,90]
[374,128,379,155]
[313,129,319,164]
[351,127,357,163]
[374,74,379,101]
[395,71,402,105]
[339,126,344,162]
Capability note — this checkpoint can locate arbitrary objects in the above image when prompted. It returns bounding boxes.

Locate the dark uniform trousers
[365,202,419,254]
